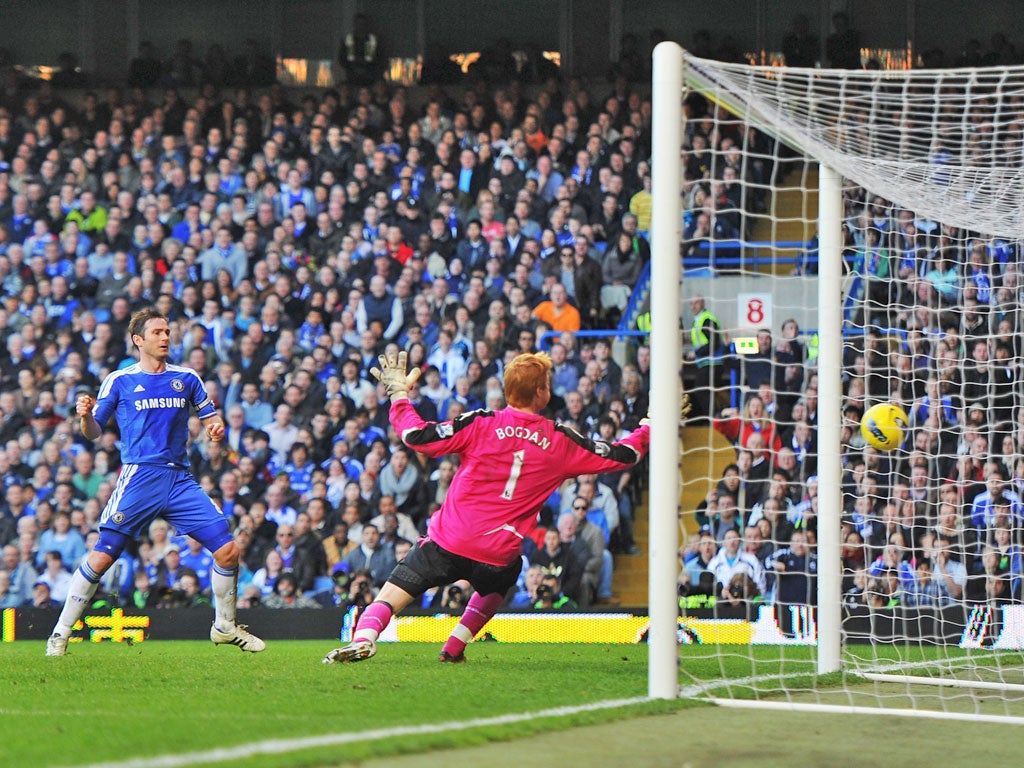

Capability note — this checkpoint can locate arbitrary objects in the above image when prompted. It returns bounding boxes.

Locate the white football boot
[210,624,266,652]
[45,634,69,657]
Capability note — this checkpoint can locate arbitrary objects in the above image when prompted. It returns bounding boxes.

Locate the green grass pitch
[2,641,1023,768]
[1,641,684,768]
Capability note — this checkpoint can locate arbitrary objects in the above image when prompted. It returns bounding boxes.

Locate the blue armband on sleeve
[196,398,218,420]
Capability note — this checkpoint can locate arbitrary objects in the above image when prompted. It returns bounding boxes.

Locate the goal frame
[647,41,845,698]
[649,42,1024,727]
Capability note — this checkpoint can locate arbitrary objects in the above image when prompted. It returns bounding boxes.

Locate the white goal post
[645,42,848,699]
[647,41,684,700]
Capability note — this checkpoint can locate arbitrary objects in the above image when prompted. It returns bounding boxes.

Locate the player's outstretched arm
[564,392,693,474]
[76,393,102,440]
[370,350,421,401]
[559,422,648,474]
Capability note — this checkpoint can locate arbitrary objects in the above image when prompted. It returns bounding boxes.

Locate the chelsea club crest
[170,379,184,392]
[112,512,126,524]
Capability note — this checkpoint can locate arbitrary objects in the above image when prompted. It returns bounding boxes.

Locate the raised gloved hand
[370,350,422,400]
[639,393,692,427]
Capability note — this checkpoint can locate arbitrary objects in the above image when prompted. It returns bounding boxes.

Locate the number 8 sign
[736,292,772,330]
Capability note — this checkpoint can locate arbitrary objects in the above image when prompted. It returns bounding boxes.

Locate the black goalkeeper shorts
[388,539,521,599]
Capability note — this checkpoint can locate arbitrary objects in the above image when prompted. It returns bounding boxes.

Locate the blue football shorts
[99,463,231,550]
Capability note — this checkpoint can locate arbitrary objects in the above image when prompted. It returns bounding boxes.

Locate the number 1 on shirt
[501,450,525,500]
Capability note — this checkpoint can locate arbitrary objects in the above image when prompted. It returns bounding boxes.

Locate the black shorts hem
[392,540,521,599]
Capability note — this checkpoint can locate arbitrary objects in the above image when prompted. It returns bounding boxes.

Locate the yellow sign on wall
[393,613,650,644]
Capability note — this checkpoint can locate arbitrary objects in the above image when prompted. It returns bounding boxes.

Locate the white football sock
[53,564,101,637]
[212,565,238,631]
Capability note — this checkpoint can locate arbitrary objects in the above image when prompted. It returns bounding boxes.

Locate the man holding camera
[532,574,577,611]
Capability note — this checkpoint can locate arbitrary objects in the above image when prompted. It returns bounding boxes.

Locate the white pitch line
[710,698,1024,726]
[71,696,652,768]
[0,708,312,721]
[677,650,1023,699]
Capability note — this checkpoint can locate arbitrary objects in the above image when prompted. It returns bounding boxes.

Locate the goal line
[709,698,1024,726]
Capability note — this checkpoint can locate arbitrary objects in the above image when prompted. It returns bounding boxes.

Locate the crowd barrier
[5,604,1022,648]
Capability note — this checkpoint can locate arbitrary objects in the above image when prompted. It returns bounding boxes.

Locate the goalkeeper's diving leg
[323,582,417,663]
[438,591,503,662]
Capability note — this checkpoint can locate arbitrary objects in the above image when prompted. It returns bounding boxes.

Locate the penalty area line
[72,696,652,768]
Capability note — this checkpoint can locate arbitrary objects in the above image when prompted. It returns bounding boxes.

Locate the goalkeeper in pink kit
[323,350,675,664]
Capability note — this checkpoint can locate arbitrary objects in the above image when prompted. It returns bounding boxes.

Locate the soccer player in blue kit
[46,309,265,655]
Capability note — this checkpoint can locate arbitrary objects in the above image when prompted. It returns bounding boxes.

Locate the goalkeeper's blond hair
[503,351,552,409]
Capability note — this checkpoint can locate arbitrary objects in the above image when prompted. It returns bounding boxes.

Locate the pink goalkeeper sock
[442,592,503,657]
[353,601,394,643]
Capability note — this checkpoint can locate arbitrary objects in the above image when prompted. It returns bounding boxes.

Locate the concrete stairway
[749,164,820,275]
[613,165,818,605]
[614,426,736,606]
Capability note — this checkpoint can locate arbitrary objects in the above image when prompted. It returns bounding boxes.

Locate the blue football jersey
[93,364,216,467]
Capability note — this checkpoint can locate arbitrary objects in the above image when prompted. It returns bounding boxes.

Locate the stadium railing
[617,238,819,334]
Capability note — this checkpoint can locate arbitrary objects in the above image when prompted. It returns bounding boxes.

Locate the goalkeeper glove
[639,393,692,427]
[370,350,422,400]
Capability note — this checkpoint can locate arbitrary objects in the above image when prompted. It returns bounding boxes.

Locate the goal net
[650,44,1024,721]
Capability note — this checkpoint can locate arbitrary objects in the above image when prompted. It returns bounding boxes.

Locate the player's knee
[212,540,240,568]
[191,520,235,560]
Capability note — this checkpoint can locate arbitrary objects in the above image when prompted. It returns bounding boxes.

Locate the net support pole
[816,164,843,675]
[648,40,684,699]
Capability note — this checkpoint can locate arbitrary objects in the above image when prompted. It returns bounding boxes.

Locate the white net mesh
[683,53,1024,238]
[671,51,1024,720]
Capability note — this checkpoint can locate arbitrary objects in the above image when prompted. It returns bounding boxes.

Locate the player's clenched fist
[76,394,95,418]
[205,421,225,442]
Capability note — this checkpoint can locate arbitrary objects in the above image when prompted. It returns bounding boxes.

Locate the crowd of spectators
[0,43,661,615]
[3,20,1020,628]
[833,185,1024,613]
[658,17,1024,630]
[679,181,1024,625]
[646,21,1024,636]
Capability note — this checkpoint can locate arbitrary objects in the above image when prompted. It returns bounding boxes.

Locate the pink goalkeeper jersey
[391,399,650,566]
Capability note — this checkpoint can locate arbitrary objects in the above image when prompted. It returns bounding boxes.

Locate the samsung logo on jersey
[494,426,551,450]
[135,397,187,411]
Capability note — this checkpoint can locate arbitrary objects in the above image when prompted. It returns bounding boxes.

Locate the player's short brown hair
[503,351,552,408]
[128,308,167,348]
